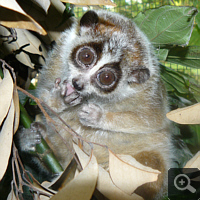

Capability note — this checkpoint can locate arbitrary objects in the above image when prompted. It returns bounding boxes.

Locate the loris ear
[128,68,150,84]
[80,11,99,27]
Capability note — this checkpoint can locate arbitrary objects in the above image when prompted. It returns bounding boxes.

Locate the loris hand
[78,104,103,127]
[17,122,44,152]
[53,78,83,107]
[61,80,83,106]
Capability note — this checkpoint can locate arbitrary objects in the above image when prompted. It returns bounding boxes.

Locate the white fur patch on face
[88,54,112,77]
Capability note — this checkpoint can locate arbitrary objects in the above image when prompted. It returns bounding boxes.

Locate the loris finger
[64,91,82,106]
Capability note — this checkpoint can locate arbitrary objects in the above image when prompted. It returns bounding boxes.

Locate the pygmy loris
[18,10,179,200]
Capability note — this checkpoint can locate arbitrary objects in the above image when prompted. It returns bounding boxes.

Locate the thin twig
[12,143,54,198]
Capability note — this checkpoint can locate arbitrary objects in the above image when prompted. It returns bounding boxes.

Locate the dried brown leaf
[73,144,143,200]
[51,145,98,200]
[16,52,34,68]
[61,0,116,6]
[14,29,40,68]
[0,28,33,68]
[0,0,46,35]
[109,150,160,195]
[0,68,14,180]
[31,176,55,197]
[0,100,14,180]
[166,103,200,124]
[184,151,200,169]
[41,0,73,43]
[73,143,90,168]
[0,28,47,68]
[39,196,50,200]
[0,68,14,125]
[18,0,72,43]
[15,29,47,67]
[31,0,51,13]
[97,166,144,200]
[19,29,47,56]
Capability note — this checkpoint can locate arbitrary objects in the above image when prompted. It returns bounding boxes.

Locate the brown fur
[134,151,166,200]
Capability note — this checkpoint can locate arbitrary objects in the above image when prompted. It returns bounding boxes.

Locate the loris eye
[98,70,116,86]
[94,64,121,92]
[77,47,96,67]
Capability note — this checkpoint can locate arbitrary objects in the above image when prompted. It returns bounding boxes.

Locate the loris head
[60,10,158,101]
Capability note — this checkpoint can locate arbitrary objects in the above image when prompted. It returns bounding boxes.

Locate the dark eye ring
[76,46,97,68]
[97,69,116,87]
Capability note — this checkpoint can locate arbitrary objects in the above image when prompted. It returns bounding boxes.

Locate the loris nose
[72,78,84,91]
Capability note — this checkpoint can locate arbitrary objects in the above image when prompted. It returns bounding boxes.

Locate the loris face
[71,43,122,94]
[60,10,154,102]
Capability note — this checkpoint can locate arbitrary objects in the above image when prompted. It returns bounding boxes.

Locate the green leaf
[183,124,200,153]
[134,6,198,45]
[160,65,189,94]
[160,64,200,103]
[155,49,169,61]
[19,103,33,129]
[167,46,200,69]
[189,25,200,46]
[195,12,200,29]
[163,80,175,92]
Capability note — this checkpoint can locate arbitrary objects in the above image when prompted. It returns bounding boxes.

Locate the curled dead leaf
[51,145,98,200]
[166,103,200,124]
[38,195,50,200]
[0,68,14,125]
[0,28,47,68]
[31,0,51,13]
[97,165,144,200]
[73,143,90,168]
[15,29,47,56]
[0,99,14,180]
[61,0,116,6]
[184,151,200,169]
[0,0,46,35]
[73,144,143,200]
[109,150,161,195]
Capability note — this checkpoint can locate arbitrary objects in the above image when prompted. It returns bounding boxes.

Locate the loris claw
[78,104,103,127]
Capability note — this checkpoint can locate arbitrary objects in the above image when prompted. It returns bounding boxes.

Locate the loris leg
[133,151,167,200]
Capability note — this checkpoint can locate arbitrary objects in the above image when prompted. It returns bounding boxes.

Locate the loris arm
[78,103,167,134]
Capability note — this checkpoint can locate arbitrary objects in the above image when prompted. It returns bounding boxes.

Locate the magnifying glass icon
[174,174,196,193]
